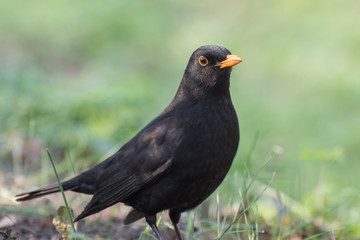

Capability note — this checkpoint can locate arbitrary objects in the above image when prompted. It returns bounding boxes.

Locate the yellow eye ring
[199,56,208,66]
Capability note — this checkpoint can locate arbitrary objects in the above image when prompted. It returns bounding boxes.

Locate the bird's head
[179,45,242,99]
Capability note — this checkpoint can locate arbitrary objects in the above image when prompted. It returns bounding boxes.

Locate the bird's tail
[15,179,79,202]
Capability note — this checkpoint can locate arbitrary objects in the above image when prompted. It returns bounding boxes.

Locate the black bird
[15,45,242,240]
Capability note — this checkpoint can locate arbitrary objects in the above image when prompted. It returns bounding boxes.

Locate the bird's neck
[173,76,231,103]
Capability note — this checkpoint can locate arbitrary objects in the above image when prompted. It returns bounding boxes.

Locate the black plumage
[15,45,242,240]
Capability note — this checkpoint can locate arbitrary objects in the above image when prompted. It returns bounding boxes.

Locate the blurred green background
[1,0,360,238]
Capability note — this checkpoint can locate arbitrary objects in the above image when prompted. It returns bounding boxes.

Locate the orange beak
[216,55,242,68]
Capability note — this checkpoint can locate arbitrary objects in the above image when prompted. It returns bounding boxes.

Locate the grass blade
[217,172,276,239]
[47,149,76,233]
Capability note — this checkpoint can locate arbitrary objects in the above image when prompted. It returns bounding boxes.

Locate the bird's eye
[198,56,208,66]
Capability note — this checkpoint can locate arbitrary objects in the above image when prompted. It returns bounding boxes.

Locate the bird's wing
[74,115,183,221]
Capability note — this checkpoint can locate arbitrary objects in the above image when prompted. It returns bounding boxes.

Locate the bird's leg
[169,210,183,240]
[145,214,164,240]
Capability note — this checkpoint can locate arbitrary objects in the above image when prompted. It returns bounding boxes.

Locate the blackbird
[15,45,242,240]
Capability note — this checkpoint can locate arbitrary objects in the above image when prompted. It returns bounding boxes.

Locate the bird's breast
[173,97,239,174]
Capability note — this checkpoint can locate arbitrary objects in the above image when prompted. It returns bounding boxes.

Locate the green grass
[47,149,76,234]
[1,0,360,239]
